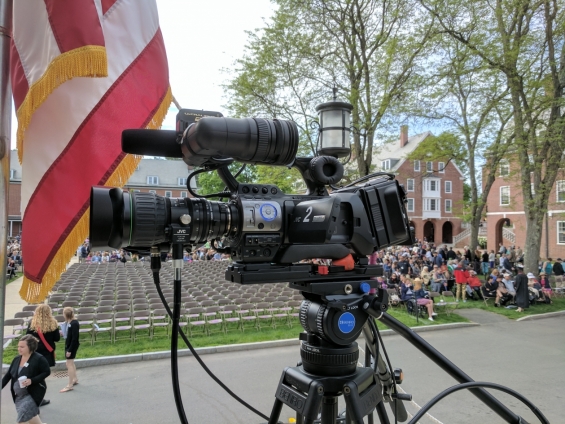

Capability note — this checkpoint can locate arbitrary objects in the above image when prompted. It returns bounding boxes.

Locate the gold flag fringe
[16,46,108,163]
[19,85,173,303]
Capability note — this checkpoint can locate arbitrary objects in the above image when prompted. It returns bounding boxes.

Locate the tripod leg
[268,398,284,424]
[374,401,390,424]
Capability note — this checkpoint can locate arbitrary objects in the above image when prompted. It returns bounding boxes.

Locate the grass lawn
[5,271,23,284]
[1,308,468,363]
[453,294,565,319]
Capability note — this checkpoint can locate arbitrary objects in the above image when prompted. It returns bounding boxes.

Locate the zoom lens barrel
[182,117,299,167]
[89,187,236,250]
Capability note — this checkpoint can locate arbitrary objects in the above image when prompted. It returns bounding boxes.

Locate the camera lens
[183,117,299,167]
[90,187,237,250]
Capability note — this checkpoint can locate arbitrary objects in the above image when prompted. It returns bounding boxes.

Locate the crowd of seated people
[6,236,23,279]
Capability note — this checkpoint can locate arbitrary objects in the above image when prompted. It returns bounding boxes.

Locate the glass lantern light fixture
[315,89,353,158]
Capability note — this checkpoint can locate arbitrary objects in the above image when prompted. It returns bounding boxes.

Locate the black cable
[372,320,399,424]
[150,262,270,422]
[186,168,231,199]
[409,382,549,424]
[172,270,189,424]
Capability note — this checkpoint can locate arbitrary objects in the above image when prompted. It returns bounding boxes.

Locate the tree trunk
[469,214,481,261]
[523,215,544,275]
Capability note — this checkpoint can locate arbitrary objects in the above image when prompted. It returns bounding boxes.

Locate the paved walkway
[1,311,563,424]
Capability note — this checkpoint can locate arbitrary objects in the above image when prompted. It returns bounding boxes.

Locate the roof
[373,132,433,172]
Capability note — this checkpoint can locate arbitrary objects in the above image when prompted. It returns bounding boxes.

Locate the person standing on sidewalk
[26,304,61,406]
[60,307,80,393]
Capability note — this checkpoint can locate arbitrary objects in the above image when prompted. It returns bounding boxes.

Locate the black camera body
[90,112,414,284]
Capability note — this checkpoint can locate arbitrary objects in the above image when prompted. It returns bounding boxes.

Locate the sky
[10,0,276,148]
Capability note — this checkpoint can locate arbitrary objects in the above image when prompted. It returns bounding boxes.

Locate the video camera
[89,109,414,284]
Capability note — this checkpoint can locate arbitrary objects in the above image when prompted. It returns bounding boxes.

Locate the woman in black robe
[514,268,529,312]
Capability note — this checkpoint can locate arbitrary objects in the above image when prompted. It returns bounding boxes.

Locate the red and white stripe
[12,0,171,301]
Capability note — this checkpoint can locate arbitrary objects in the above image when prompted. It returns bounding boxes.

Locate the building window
[10,169,16,179]
[180,191,188,198]
[414,160,420,172]
[407,198,414,212]
[438,162,445,173]
[425,179,439,191]
[147,176,159,185]
[165,191,172,198]
[131,189,140,193]
[445,199,452,213]
[178,177,187,186]
[426,161,433,172]
[499,160,509,177]
[149,190,156,194]
[445,181,452,193]
[424,198,439,211]
[500,186,510,205]
[531,183,535,196]
[558,221,565,244]
[557,180,565,202]
[407,179,414,192]
[381,160,391,170]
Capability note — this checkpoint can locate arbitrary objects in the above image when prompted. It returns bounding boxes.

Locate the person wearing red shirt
[466,270,483,300]
[453,262,470,302]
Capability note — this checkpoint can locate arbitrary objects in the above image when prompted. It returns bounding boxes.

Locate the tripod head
[268,278,410,423]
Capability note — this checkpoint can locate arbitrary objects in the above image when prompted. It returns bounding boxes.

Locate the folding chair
[238,303,258,331]
[132,310,152,341]
[77,313,95,345]
[186,307,206,337]
[93,313,113,343]
[3,318,25,345]
[151,309,170,338]
[113,312,133,343]
[203,306,224,335]
[270,301,291,328]
[218,305,241,332]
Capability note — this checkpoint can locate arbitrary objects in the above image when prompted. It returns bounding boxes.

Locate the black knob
[242,186,249,194]
[262,187,268,194]
[252,186,259,193]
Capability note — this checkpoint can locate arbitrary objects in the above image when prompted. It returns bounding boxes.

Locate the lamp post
[315,89,353,158]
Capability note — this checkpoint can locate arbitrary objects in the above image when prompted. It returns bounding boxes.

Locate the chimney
[400,125,408,148]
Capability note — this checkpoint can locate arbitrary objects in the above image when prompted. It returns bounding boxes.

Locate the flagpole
[0,0,14,385]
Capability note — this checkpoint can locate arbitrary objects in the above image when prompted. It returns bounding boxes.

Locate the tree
[420,0,565,272]
[224,0,436,178]
[406,39,513,258]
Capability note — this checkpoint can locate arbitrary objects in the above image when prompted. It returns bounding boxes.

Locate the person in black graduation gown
[514,267,529,312]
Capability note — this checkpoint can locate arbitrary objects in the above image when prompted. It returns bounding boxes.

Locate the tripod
[267,280,403,424]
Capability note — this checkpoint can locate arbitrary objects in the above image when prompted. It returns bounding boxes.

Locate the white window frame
[149,190,156,194]
[381,160,391,170]
[414,160,420,172]
[147,176,159,185]
[531,183,535,196]
[407,179,414,192]
[178,177,187,186]
[180,191,188,198]
[557,180,565,203]
[445,199,452,213]
[425,179,439,192]
[10,169,16,179]
[500,186,510,206]
[499,160,509,177]
[426,161,433,172]
[165,191,172,198]
[407,198,414,212]
[438,162,445,173]
[424,198,439,211]
[445,181,452,193]
[558,221,565,244]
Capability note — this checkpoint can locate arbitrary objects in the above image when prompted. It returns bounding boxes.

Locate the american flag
[11,0,171,302]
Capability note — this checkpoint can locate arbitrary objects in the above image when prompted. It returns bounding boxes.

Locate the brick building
[6,151,194,238]
[373,127,465,244]
[485,158,565,259]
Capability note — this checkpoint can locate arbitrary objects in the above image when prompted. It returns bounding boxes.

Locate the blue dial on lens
[260,203,277,221]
